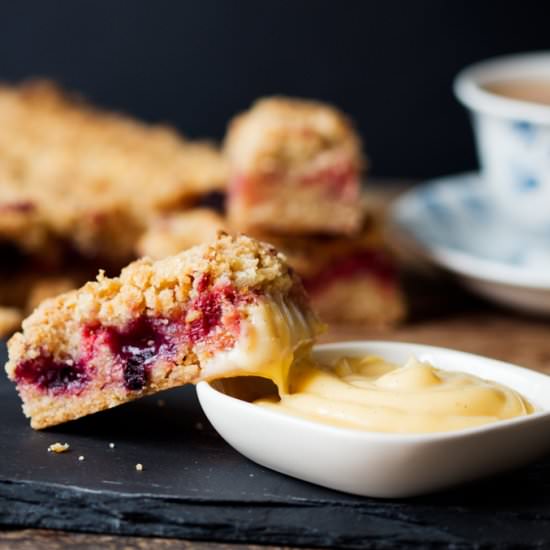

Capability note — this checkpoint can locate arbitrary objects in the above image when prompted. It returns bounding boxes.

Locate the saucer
[390,172,550,314]
[197,341,550,498]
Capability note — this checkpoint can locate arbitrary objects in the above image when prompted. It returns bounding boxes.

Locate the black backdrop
[1,0,549,178]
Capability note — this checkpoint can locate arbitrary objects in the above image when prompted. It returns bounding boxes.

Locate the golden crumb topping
[0,81,228,257]
[224,96,363,174]
[6,234,301,365]
[48,442,70,453]
[136,209,228,259]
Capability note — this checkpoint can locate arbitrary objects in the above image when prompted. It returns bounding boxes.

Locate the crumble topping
[7,234,301,365]
[225,96,363,173]
[0,80,228,259]
[5,234,320,430]
[48,442,70,453]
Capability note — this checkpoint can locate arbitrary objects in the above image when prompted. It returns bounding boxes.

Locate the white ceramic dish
[197,341,550,498]
[454,51,550,232]
[389,172,550,314]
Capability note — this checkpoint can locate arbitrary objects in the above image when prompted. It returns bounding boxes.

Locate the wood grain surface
[0,528,299,549]
[324,311,550,374]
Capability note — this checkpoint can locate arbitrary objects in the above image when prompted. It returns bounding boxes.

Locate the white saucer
[390,172,550,314]
[197,341,550,498]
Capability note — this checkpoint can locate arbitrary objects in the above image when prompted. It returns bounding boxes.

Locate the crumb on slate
[195,421,204,431]
[135,463,144,471]
[48,442,70,453]
[78,455,85,461]
[109,442,115,449]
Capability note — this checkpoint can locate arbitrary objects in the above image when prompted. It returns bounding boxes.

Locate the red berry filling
[15,356,88,394]
[185,293,222,345]
[185,277,240,345]
[101,317,176,391]
[15,279,249,395]
[305,250,397,295]
[228,173,265,206]
[230,160,359,207]
[300,161,359,200]
[0,200,36,213]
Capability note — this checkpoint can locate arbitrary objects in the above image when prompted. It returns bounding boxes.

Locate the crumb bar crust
[254,221,405,325]
[6,234,320,429]
[136,209,227,259]
[135,210,405,326]
[0,81,228,260]
[225,96,364,235]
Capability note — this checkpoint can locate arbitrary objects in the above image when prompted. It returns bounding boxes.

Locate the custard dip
[254,355,533,434]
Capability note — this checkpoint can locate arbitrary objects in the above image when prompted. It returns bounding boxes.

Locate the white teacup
[454,52,550,233]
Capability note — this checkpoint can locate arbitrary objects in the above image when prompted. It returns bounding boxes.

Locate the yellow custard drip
[200,294,320,392]
[253,355,534,434]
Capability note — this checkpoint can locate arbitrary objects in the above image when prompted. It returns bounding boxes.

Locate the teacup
[454,52,550,233]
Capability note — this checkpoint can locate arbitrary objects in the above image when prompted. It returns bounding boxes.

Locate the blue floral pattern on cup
[473,114,550,231]
[393,173,550,270]
[454,53,550,233]
[512,164,539,192]
[511,120,537,143]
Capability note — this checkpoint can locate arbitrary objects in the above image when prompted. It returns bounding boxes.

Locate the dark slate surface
[2,341,550,548]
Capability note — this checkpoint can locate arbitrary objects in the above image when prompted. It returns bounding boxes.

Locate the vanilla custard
[201,294,320,392]
[253,355,534,434]
[200,298,532,435]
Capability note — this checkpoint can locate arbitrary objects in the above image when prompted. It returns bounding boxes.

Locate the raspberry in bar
[263,224,405,326]
[136,210,404,326]
[225,97,364,235]
[5,234,321,429]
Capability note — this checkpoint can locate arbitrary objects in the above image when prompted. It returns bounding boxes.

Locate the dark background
[1,0,549,178]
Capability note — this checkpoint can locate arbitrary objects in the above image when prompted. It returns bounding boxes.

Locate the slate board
[2,341,550,549]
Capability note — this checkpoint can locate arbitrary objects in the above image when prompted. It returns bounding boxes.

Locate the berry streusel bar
[5,234,321,429]
[225,97,364,235]
[136,209,227,260]
[137,210,405,326]
[0,81,228,261]
[265,226,405,326]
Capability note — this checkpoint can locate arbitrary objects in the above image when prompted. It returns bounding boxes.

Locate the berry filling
[230,160,359,206]
[300,161,359,200]
[0,200,36,213]
[99,317,176,392]
[229,173,265,205]
[185,277,240,345]
[15,279,249,395]
[15,356,88,394]
[305,250,397,295]
[186,293,222,345]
